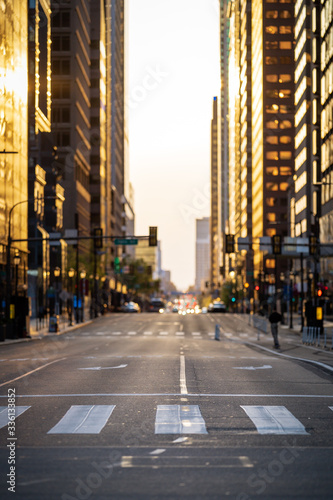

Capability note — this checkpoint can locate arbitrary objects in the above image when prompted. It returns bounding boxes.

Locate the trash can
[49,315,59,333]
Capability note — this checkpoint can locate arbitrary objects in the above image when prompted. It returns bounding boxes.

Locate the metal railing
[302,326,333,349]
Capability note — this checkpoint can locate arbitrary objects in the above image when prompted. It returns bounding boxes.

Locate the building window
[280,135,292,144]
[280,166,292,175]
[266,183,279,191]
[266,10,278,18]
[266,26,278,34]
[267,136,279,144]
[266,167,279,175]
[266,75,278,82]
[266,104,279,113]
[279,25,292,34]
[266,151,279,160]
[280,56,292,64]
[267,213,276,222]
[280,182,289,191]
[280,10,292,18]
[280,41,292,50]
[267,120,279,129]
[266,197,277,207]
[279,90,292,98]
[280,120,292,129]
[280,151,292,160]
[266,41,278,50]
[266,56,279,65]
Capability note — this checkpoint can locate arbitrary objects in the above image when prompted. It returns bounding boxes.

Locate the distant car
[121,301,141,313]
[201,307,208,314]
[148,299,165,313]
[211,302,226,313]
[172,306,178,313]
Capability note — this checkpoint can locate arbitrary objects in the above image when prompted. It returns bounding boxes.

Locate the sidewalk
[237,313,333,373]
[0,314,93,345]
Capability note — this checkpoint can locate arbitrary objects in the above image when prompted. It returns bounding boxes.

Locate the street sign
[114,238,138,245]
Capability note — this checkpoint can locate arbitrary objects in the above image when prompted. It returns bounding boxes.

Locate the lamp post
[80,270,86,322]
[289,271,294,329]
[68,268,75,326]
[54,267,61,316]
[13,252,20,338]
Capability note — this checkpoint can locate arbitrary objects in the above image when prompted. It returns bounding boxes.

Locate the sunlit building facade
[0,1,29,323]
[251,1,295,280]
[319,0,333,282]
[210,97,221,295]
[220,0,230,277]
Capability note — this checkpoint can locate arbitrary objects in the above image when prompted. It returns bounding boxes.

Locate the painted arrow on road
[233,365,272,371]
[78,364,128,371]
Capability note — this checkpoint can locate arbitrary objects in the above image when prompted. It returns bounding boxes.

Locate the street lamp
[54,267,61,316]
[80,270,86,322]
[68,268,75,326]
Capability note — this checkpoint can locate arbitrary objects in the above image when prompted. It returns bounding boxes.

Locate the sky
[128,0,220,291]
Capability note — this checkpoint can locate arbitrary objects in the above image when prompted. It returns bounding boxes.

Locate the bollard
[302,327,307,344]
[324,328,327,349]
[215,324,220,341]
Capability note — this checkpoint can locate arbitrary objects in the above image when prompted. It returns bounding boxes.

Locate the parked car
[210,302,226,313]
[148,299,165,313]
[121,301,141,313]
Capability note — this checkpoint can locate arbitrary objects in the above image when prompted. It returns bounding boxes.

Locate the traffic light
[149,226,158,247]
[114,257,120,273]
[93,227,103,249]
[317,289,323,298]
[272,235,282,255]
[255,285,260,292]
[225,234,235,253]
[309,235,317,255]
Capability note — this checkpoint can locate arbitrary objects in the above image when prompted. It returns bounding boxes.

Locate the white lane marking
[233,365,272,371]
[143,332,153,336]
[0,406,30,429]
[78,364,128,370]
[0,358,66,388]
[155,405,208,434]
[127,332,137,336]
[180,355,188,395]
[239,334,248,338]
[176,332,184,336]
[159,332,168,336]
[208,333,214,336]
[173,437,188,443]
[192,332,201,336]
[112,332,122,335]
[149,449,166,455]
[241,406,309,435]
[329,407,333,412]
[47,405,115,434]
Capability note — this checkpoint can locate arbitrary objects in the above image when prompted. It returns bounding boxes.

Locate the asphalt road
[0,312,333,499]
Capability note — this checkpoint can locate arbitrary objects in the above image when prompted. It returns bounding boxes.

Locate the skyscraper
[195,217,210,292]
[210,97,221,295]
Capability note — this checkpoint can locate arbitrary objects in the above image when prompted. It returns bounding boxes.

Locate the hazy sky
[128,0,220,291]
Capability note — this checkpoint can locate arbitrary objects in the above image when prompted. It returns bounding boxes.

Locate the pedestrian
[269,309,282,349]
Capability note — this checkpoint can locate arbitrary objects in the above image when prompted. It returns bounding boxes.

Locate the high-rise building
[210,97,221,295]
[195,217,210,292]
[90,0,111,271]
[51,0,91,246]
[0,1,29,331]
[110,0,126,253]
[251,1,295,279]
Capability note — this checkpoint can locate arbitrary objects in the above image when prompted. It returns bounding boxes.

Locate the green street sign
[114,238,138,245]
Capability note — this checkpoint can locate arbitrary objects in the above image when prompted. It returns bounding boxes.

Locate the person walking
[269,309,282,348]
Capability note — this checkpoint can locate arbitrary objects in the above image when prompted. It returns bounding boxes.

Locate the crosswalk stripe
[155,405,208,434]
[0,406,31,429]
[159,332,168,336]
[175,332,184,336]
[127,332,137,336]
[192,332,201,336]
[112,332,122,335]
[143,332,153,335]
[47,405,116,434]
[241,406,309,435]
[329,406,333,412]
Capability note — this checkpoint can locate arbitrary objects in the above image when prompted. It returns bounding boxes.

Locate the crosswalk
[76,331,258,339]
[0,404,331,436]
